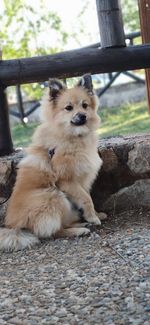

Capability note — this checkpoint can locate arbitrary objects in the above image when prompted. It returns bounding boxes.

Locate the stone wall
[0,151,23,225]
[92,135,150,213]
[1,135,150,225]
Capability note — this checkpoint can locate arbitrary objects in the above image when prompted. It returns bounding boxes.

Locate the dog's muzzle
[71,113,87,126]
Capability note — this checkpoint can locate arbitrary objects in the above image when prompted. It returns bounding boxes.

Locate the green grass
[11,122,39,147]
[98,101,150,137]
[11,101,150,147]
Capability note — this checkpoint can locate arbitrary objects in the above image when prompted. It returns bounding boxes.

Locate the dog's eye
[82,102,88,109]
[65,105,73,111]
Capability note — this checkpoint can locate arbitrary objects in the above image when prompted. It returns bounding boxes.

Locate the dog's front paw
[84,214,101,226]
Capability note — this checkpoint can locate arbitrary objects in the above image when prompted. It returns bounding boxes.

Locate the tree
[121,0,140,32]
[0,0,69,59]
[0,0,69,98]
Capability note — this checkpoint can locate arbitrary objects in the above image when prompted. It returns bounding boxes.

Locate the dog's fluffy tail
[0,228,40,251]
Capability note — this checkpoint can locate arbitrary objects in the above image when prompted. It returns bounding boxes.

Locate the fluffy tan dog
[0,74,105,251]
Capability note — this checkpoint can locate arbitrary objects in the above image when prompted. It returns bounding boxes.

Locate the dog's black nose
[78,113,86,122]
[71,113,87,126]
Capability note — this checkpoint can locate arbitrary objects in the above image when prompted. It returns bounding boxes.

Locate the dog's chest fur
[75,150,102,191]
[51,135,102,191]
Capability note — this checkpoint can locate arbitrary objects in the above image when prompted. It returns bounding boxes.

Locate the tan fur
[0,76,104,251]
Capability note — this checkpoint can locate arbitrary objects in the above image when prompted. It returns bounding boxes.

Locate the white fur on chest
[60,134,102,186]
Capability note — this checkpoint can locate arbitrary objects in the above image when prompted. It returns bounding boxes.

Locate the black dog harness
[48,147,56,159]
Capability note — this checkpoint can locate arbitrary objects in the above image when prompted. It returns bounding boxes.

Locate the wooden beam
[96,0,126,47]
[0,45,150,86]
[138,0,150,113]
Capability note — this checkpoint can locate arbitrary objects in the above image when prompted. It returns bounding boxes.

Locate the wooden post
[0,46,13,156]
[138,0,150,113]
[96,0,126,48]
[0,85,14,156]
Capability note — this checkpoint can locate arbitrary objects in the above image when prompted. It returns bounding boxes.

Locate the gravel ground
[0,209,149,325]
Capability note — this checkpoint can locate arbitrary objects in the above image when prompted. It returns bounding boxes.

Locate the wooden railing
[0,0,150,156]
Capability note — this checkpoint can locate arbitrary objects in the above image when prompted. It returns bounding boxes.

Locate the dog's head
[42,74,100,137]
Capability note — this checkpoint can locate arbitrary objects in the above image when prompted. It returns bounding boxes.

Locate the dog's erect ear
[48,79,66,100]
[76,74,94,95]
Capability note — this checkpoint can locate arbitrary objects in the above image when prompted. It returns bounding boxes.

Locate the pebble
[0,210,149,324]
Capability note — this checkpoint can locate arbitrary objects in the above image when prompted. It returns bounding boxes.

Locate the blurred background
[0,0,149,148]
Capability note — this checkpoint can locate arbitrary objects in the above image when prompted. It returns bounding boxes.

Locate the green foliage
[0,0,68,59]
[0,0,69,99]
[121,0,140,32]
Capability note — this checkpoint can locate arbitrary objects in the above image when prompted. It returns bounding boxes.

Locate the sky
[0,0,100,50]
